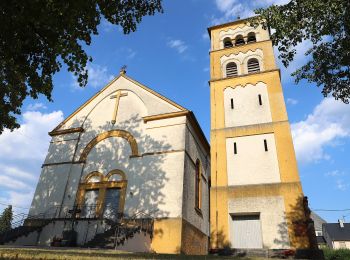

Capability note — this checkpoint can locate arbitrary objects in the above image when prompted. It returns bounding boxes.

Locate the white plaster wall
[37,221,66,246]
[60,164,85,217]
[182,123,210,236]
[228,196,290,249]
[29,165,72,216]
[217,24,270,50]
[78,125,186,219]
[226,133,280,186]
[333,241,350,249]
[44,139,78,164]
[224,82,272,127]
[124,152,185,219]
[59,76,181,130]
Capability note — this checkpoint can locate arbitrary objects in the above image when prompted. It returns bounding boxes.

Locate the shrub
[323,248,350,260]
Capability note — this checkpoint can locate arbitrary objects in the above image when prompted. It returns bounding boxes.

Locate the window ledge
[195,207,203,218]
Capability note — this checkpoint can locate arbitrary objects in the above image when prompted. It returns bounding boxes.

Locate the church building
[1,17,316,255]
[5,69,210,254]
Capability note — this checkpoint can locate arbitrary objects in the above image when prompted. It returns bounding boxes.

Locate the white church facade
[6,70,210,254]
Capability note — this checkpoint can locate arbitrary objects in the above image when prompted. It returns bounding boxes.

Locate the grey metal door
[230,214,263,248]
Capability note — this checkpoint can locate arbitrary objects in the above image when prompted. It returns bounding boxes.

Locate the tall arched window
[235,35,245,46]
[247,32,257,43]
[247,58,260,73]
[223,37,233,48]
[226,62,238,77]
[195,159,201,210]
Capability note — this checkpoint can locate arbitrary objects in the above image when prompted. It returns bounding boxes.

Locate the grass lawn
[0,246,279,260]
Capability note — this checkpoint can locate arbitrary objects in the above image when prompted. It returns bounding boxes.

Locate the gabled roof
[311,211,327,231]
[52,72,187,132]
[323,223,350,241]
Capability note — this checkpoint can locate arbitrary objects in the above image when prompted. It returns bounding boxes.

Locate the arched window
[235,35,245,46]
[195,159,201,210]
[223,37,233,48]
[247,32,257,43]
[226,62,238,78]
[78,170,127,220]
[247,58,260,73]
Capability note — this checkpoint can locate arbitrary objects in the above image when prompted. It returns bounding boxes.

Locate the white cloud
[71,63,115,90]
[287,98,298,105]
[124,48,137,59]
[0,111,64,160]
[291,98,350,164]
[0,191,34,211]
[212,0,290,25]
[26,102,47,111]
[0,164,36,180]
[336,180,349,191]
[0,175,31,190]
[325,170,344,177]
[167,39,188,54]
[0,109,64,212]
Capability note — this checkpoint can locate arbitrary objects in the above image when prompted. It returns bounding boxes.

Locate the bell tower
[208,18,312,250]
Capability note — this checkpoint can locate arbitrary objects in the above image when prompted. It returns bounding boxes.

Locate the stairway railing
[111,210,157,249]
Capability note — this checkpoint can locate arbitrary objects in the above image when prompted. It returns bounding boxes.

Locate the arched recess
[242,54,264,74]
[79,129,139,161]
[222,58,242,77]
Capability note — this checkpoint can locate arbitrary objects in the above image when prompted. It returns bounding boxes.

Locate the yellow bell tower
[208,18,312,250]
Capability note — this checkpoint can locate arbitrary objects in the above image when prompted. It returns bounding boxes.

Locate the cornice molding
[49,127,84,136]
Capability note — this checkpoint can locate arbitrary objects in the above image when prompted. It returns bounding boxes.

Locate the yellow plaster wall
[210,183,309,249]
[209,19,309,250]
[210,40,277,80]
[209,21,269,51]
[151,218,182,254]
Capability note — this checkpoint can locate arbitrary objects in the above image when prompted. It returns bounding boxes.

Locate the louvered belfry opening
[247,32,257,43]
[223,37,233,48]
[247,58,260,73]
[235,35,245,46]
[226,62,238,77]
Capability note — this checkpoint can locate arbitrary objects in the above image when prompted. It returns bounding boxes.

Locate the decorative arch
[106,169,126,182]
[222,58,242,77]
[242,54,264,74]
[79,129,139,162]
[84,171,104,183]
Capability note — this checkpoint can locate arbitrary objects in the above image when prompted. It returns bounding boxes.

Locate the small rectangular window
[264,139,268,151]
[230,98,234,109]
[258,94,262,105]
[234,142,237,154]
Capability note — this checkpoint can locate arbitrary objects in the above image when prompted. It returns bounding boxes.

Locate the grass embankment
[0,247,269,260]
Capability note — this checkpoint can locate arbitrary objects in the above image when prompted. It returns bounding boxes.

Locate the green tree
[0,0,163,134]
[251,0,350,102]
[0,205,13,233]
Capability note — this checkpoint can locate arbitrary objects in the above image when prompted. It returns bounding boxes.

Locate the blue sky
[0,0,349,222]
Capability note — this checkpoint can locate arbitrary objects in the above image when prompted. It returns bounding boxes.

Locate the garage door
[230,214,263,249]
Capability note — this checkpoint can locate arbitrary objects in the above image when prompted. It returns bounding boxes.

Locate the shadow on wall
[31,114,171,219]
[275,196,318,250]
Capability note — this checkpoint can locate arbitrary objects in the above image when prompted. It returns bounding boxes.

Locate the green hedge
[323,248,350,260]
